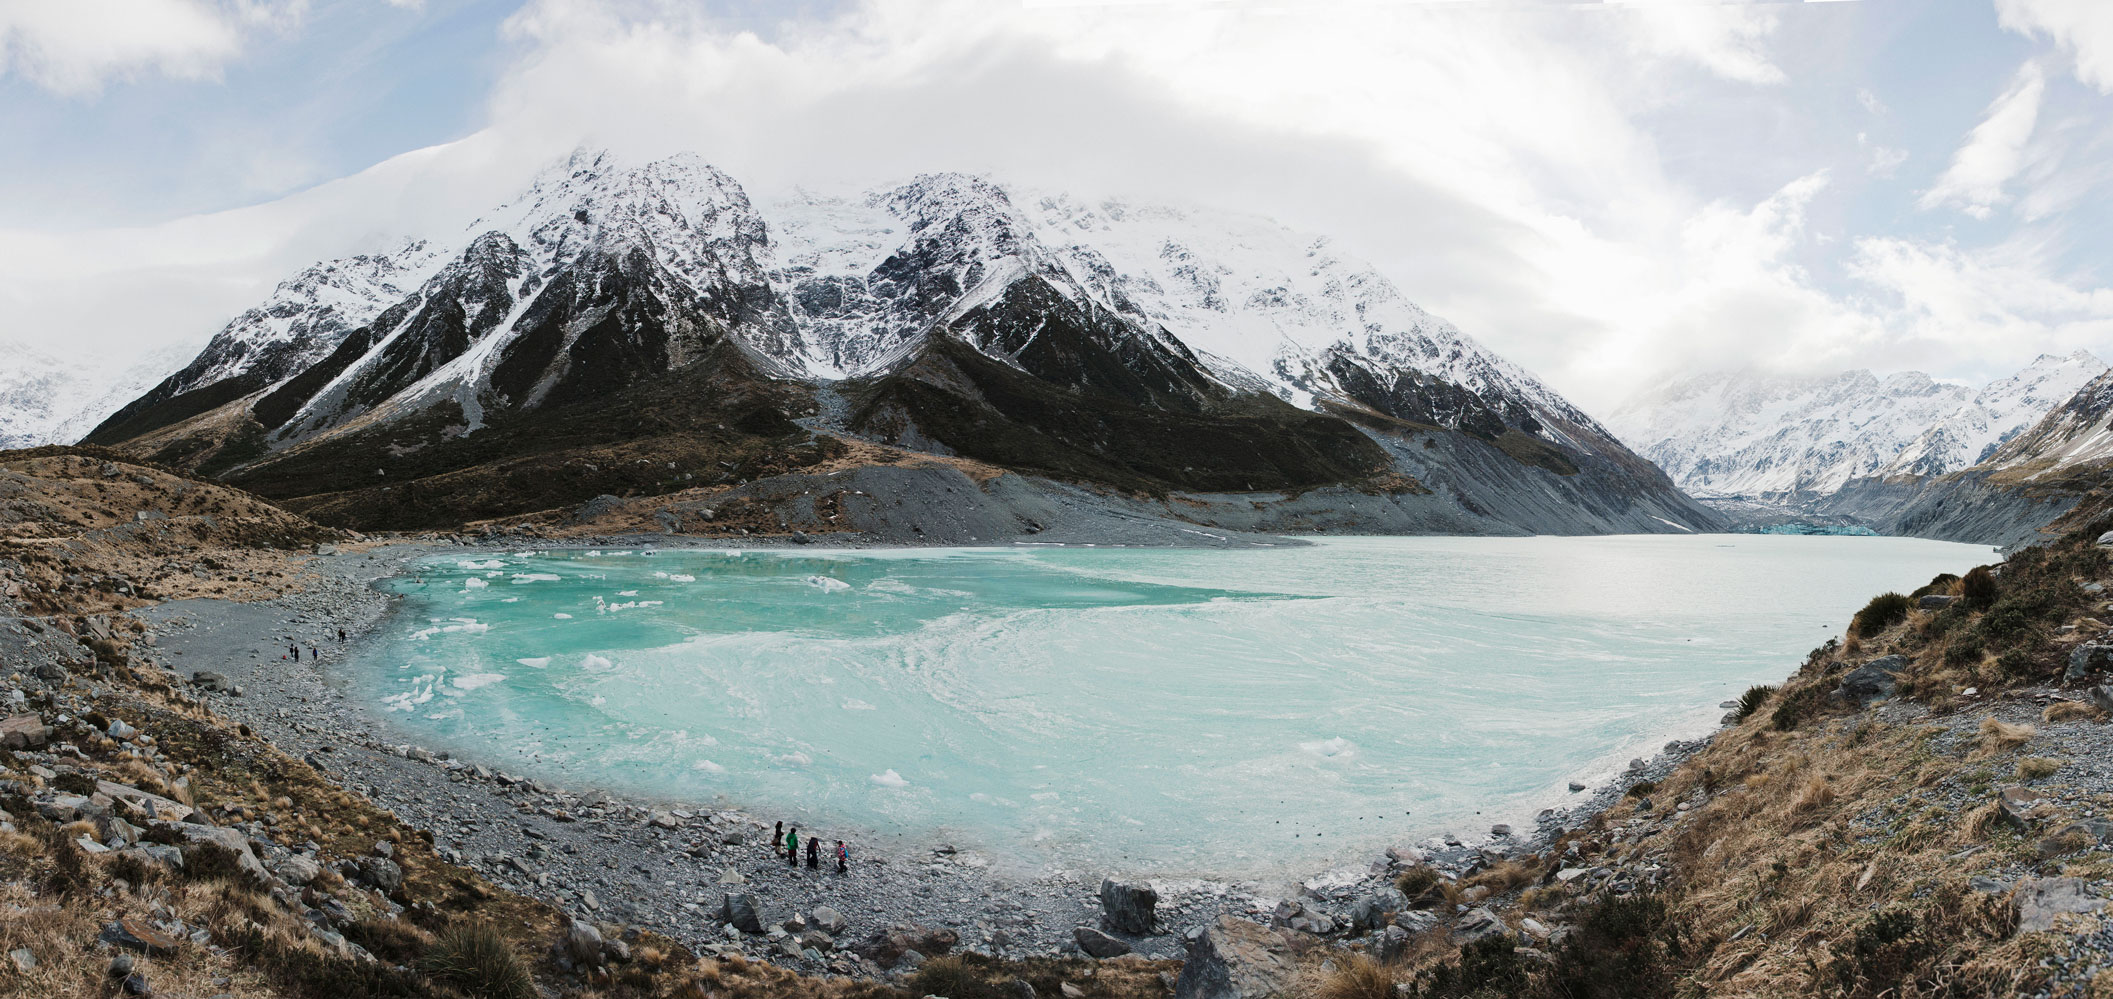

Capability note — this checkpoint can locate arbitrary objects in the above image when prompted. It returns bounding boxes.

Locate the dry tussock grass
[2017,756,2065,780]
[2044,700,2098,723]
[1465,858,1540,895]
[1975,718,2036,757]
[1304,952,1398,999]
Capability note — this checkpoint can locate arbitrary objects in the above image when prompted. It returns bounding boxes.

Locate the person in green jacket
[785,827,799,868]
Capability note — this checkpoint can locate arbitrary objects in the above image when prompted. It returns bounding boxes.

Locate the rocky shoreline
[99,531,1729,985]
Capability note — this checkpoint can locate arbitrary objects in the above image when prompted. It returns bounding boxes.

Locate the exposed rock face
[1100,878,1158,935]
[1174,916,1298,999]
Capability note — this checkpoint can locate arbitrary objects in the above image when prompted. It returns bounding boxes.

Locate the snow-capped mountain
[1607,370,1973,501]
[84,150,1713,534]
[0,339,202,450]
[1979,368,2113,476]
[1877,351,2107,477]
[1608,352,2108,504]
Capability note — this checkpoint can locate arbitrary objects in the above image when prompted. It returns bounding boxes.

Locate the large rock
[1346,887,1410,932]
[1175,916,1298,999]
[162,822,265,881]
[809,905,847,935]
[2017,877,2106,933]
[1074,926,1132,958]
[97,781,193,823]
[1100,878,1159,935]
[2069,643,2113,683]
[272,855,322,886]
[564,920,605,966]
[721,893,766,934]
[1836,656,1907,707]
[1452,908,1507,944]
[0,714,52,749]
[858,924,958,966]
[357,856,403,893]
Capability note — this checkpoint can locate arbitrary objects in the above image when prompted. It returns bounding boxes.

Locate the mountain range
[1609,352,2113,545]
[68,150,1714,536]
[1608,353,2107,500]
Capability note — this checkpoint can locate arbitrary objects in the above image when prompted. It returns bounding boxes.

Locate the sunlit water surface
[346,535,1990,876]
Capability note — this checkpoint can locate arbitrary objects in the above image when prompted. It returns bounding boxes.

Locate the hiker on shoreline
[805,836,818,869]
[785,827,799,868]
[773,821,783,857]
[835,840,848,874]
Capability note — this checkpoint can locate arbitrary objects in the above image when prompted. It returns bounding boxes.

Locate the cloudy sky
[2,0,2111,414]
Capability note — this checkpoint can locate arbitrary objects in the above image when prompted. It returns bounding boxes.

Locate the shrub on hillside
[1405,933,1528,998]
[1960,566,1997,609]
[1735,684,1775,720]
[420,923,534,999]
[1910,573,1960,599]
[1541,892,1681,999]
[1851,593,1912,638]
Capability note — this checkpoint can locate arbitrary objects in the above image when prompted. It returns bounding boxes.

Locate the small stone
[7,948,32,972]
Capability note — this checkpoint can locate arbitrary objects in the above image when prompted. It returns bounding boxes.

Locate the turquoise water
[349,535,1990,876]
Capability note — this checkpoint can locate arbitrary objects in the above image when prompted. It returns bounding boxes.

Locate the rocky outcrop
[1174,916,1299,999]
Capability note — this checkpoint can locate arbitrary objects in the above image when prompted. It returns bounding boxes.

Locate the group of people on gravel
[772,820,848,874]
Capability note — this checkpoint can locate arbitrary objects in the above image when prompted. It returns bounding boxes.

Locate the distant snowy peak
[1608,368,1975,500]
[1984,366,2113,474]
[1879,350,2107,477]
[1611,351,2111,502]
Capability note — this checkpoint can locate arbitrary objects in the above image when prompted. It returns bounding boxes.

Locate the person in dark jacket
[806,836,819,869]
[773,821,784,857]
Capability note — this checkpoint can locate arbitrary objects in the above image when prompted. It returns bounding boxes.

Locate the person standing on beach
[338,628,346,642]
[773,821,784,857]
[835,840,848,874]
[785,828,799,868]
[805,836,818,869]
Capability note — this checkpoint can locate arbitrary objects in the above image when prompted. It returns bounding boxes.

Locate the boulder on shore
[1100,877,1159,935]
[1074,926,1132,958]
[1175,916,1297,999]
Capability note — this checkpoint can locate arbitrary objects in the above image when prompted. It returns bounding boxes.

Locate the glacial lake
[349,535,1991,877]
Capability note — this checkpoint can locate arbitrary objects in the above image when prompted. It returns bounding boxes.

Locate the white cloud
[1849,235,2113,361]
[1919,61,2045,219]
[0,0,302,97]
[1998,0,2113,92]
[14,0,2097,421]
[1622,4,1785,85]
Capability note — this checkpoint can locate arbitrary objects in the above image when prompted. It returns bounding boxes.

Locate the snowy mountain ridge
[75,148,1717,537]
[1609,351,2108,503]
